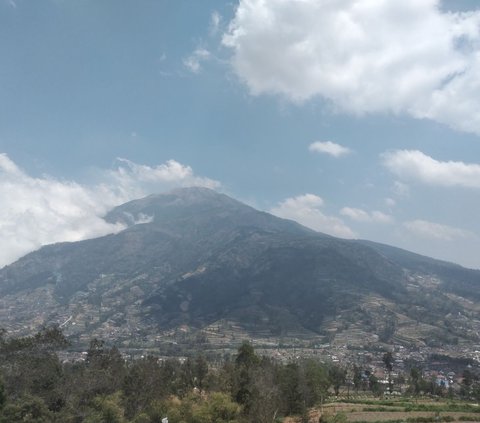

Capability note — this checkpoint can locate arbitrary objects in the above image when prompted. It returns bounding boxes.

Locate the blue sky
[1,0,480,269]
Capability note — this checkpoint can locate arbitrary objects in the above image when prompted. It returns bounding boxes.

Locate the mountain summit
[0,187,479,348]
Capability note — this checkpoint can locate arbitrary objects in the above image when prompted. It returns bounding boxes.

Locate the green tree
[0,375,5,411]
[192,392,241,423]
[368,374,382,397]
[352,366,362,392]
[180,358,195,394]
[84,392,126,423]
[0,395,53,423]
[278,363,304,416]
[159,359,183,396]
[194,354,209,390]
[84,339,126,399]
[408,367,424,395]
[122,356,165,419]
[232,342,259,414]
[461,369,475,399]
[0,327,68,411]
[247,361,281,423]
[235,342,259,369]
[303,360,330,406]
[328,365,346,397]
[383,352,394,393]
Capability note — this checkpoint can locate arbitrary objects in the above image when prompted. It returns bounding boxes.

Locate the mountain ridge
[0,187,479,349]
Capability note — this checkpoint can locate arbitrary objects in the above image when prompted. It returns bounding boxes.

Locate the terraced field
[288,398,480,423]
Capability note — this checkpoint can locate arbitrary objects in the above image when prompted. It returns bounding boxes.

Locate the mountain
[0,187,479,349]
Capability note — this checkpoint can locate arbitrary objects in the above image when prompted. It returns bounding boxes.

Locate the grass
[403,404,480,413]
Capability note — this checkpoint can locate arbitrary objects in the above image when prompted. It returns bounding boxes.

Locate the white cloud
[119,212,154,226]
[404,219,475,241]
[223,0,480,134]
[104,158,220,199]
[392,181,410,197]
[0,154,220,267]
[340,207,393,223]
[385,197,396,207]
[270,193,355,238]
[183,48,211,73]
[309,141,352,157]
[210,11,222,35]
[383,150,480,188]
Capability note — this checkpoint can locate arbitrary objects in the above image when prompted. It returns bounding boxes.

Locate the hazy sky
[1,0,480,269]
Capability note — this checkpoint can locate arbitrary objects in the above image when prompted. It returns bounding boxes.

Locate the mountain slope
[0,187,479,348]
[359,239,480,300]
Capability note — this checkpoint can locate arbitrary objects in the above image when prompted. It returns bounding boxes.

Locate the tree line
[0,328,479,422]
[0,327,349,422]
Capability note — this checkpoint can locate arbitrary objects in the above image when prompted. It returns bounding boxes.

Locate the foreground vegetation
[1,328,480,423]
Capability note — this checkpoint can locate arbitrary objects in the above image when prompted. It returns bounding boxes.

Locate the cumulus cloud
[183,48,211,73]
[103,158,220,199]
[309,141,352,157]
[383,150,480,188]
[340,207,393,223]
[0,154,220,267]
[270,193,355,238]
[404,219,475,241]
[223,0,480,134]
